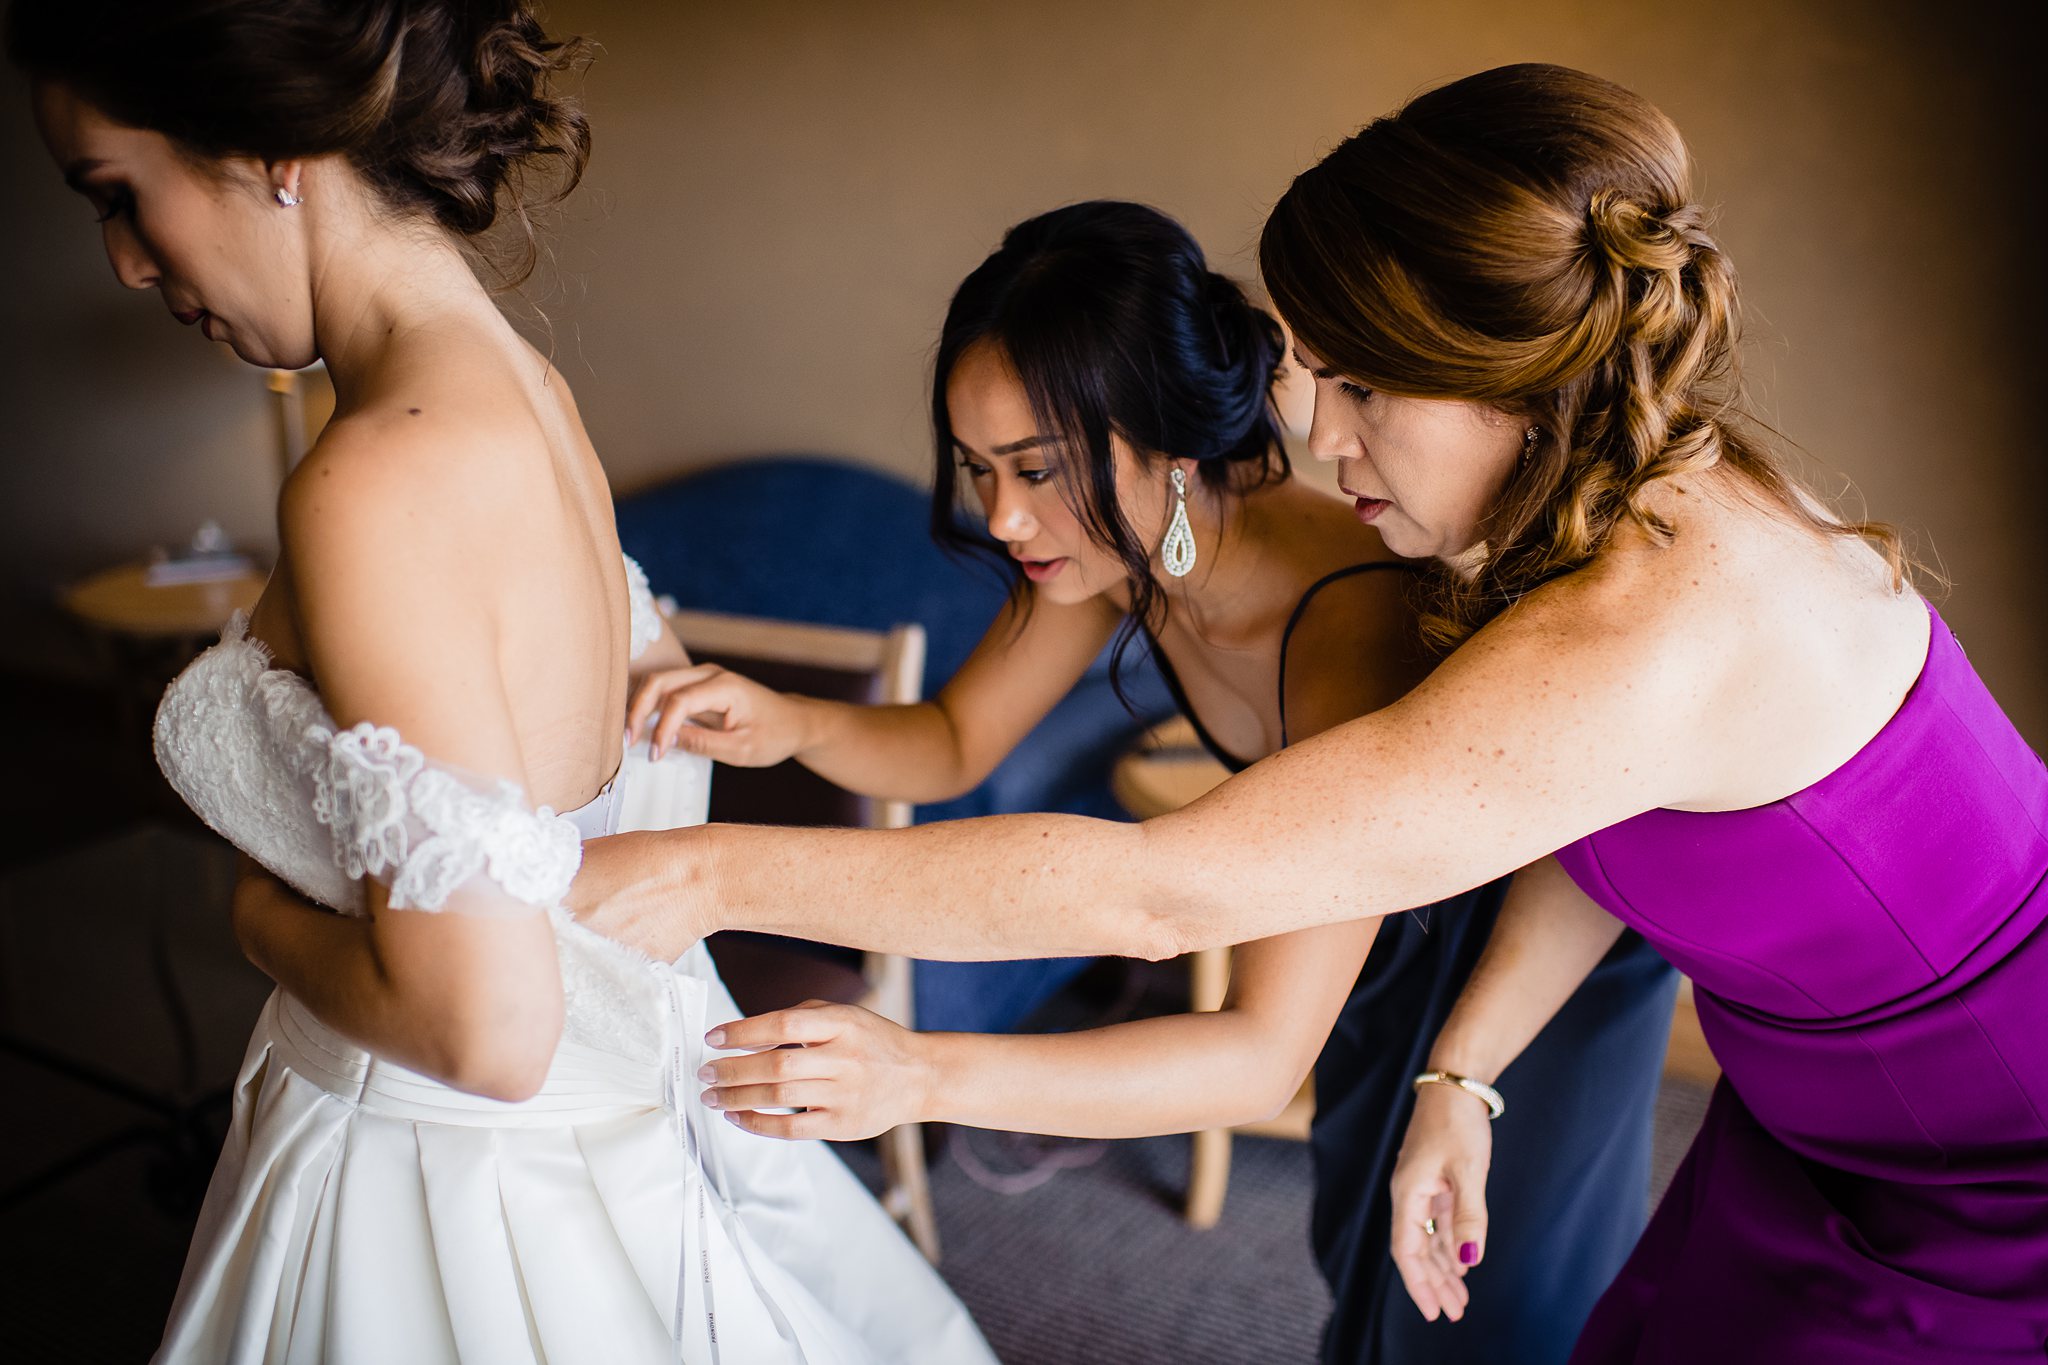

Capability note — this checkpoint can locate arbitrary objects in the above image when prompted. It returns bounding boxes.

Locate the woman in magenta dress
[1551,616,2048,1359]
[536,64,2048,1357]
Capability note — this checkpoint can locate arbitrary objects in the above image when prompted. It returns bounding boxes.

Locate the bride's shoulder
[281,395,541,562]
[277,405,547,668]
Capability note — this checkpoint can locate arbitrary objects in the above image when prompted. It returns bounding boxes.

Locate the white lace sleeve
[623,553,664,662]
[307,720,582,915]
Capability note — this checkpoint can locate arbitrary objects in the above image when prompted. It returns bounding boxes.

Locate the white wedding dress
[148,555,994,1365]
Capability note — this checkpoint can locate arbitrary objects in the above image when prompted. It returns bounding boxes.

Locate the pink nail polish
[705,1028,726,1047]
[1459,1241,1479,1265]
[701,1089,722,1110]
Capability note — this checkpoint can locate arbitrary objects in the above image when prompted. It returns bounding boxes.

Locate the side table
[60,560,267,735]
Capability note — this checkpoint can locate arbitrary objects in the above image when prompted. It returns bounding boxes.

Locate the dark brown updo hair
[929,200,1289,694]
[6,0,591,285]
[1261,62,1904,646]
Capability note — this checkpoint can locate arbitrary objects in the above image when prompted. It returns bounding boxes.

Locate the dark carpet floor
[0,822,1710,1365]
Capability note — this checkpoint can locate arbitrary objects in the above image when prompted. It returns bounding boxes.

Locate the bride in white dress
[17,2,993,1360]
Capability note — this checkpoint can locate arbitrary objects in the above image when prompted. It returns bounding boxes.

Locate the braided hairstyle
[7,0,591,287]
[1260,63,1905,646]
[931,200,1289,691]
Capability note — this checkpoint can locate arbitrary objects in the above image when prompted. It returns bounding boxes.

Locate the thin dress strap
[1146,561,1418,771]
[1145,635,1255,774]
[1276,562,1418,749]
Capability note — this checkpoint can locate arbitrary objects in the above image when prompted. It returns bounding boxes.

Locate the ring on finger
[1423,1216,1437,1237]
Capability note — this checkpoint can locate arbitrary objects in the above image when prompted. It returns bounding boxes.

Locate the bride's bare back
[252,313,634,815]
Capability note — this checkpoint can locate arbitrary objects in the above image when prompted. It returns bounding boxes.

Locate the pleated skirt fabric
[154,945,994,1365]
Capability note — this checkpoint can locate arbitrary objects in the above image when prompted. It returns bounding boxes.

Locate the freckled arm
[590,598,1703,963]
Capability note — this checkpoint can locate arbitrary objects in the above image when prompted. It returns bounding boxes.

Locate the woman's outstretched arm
[575,575,1714,963]
[700,917,1379,1141]
[630,592,1117,803]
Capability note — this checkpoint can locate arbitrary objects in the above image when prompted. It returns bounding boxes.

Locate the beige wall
[3,1,2041,735]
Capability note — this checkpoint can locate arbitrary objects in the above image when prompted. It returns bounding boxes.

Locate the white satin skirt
[153,945,994,1364]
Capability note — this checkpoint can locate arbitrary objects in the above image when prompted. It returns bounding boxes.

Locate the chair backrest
[665,608,926,833]
[665,607,924,1026]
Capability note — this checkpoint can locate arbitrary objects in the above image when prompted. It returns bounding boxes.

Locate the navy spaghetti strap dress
[1148,563,1676,1365]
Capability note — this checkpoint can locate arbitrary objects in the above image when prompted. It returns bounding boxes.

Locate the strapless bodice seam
[1778,796,1940,980]
[1577,829,1833,1015]
[268,990,678,1124]
[1591,819,2048,1028]
[1932,682,2048,852]
[1849,1023,1952,1166]
[1955,991,2048,1137]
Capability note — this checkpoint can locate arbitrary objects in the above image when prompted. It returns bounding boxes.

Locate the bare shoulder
[275,395,553,682]
[1507,476,1806,660]
[1413,581,1702,778]
[279,385,548,570]
[1389,512,1752,812]
[1429,477,1922,812]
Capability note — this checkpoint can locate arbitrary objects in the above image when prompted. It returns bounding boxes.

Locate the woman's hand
[568,829,717,961]
[628,664,811,766]
[700,1001,933,1142]
[1388,1082,1495,1323]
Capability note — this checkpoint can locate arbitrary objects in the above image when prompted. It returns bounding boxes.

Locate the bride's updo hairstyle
[931,200,1288,682]
[1260,63,1904,646]
[6,0,590,285]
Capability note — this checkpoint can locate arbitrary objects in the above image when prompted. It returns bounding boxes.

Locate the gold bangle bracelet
[1411,1070,1506,1120]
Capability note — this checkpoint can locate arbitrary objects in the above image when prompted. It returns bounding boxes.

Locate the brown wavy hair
[7,0,591,288]
[1259,63,1906,647]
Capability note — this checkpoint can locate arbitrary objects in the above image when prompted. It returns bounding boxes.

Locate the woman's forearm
[697,816,1185,960]
[789,697,991,805]
[585,806,1396,966]
[582,610,1684,966]
[704,922,1369,1143]
[695,793,1465,961]
[234,873,411,1049]
[918,1009,1310,1138]
[233,870,563,1098]
[1421,855,1624,1086]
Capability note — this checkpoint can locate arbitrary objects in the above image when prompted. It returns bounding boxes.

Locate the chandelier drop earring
[274,186,301,208]
[1522,426,1540,465]
[1160,467,1197,578]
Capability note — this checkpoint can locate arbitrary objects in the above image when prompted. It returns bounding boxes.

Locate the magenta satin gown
[1556,602,2048,1363]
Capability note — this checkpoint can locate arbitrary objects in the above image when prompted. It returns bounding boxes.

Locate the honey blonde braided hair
[1260,63,1906,646]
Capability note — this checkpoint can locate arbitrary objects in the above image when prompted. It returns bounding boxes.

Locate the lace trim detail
[307,721,582,913]
[623,553,663,661]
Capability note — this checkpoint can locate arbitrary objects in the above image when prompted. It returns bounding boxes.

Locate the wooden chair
[662,606,942,1263]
